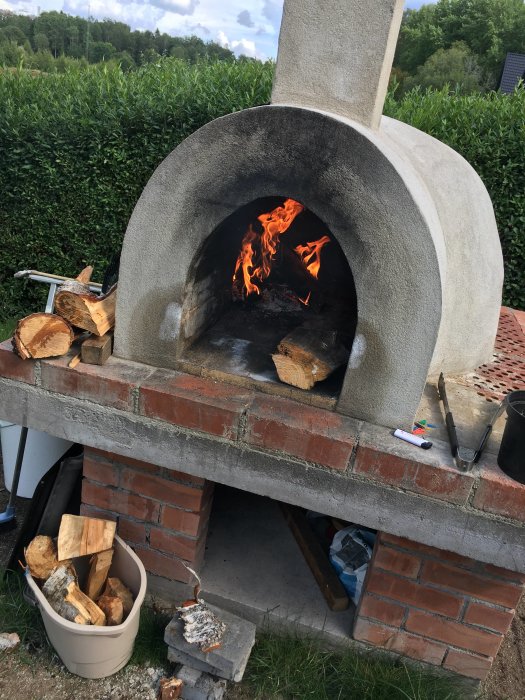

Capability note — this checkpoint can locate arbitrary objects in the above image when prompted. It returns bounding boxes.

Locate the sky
[0,0,435,60]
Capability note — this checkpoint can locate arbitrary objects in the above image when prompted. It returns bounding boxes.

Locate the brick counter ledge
[0,307,524,681]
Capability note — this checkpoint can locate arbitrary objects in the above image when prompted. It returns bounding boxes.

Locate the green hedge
[0,60,523,318]
[0,59,273,317]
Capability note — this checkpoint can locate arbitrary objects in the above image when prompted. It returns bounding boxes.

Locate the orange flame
[233,198,304,298]
[294,236,331,279]
[233,225,260,296]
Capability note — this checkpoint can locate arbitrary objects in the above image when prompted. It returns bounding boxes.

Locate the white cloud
[216,28,258,59]
[216,29,229,48]
[231,37,256,57]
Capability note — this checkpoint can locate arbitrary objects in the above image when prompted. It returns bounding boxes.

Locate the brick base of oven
[80,449,524,682]
[80,448,213,584]
[354,533,525,680]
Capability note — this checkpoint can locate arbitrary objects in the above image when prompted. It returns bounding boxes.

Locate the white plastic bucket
[0,421,73,498]
[26,535,147,679]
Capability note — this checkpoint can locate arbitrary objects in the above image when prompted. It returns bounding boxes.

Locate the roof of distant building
[499,52,525,94]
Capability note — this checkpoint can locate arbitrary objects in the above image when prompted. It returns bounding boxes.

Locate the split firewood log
[54,275,116,337]
[42,565,106,625]
[102,577,134,618]
[24,536,60,580]
[85,548,114,601]
[12,313,75,360]
[272,326,350,390]
[159,677,183,700]
[97,595,123,626]
[57,514,116,561]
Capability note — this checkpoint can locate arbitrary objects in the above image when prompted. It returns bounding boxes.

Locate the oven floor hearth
[180,303,345,410]
[199,485,355,644]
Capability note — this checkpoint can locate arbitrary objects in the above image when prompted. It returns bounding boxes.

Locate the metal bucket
[497,391,525,485]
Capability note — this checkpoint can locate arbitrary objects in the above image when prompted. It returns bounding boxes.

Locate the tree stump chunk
[12,313,74,360]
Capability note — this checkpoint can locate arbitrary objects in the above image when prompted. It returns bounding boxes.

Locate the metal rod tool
[438,372,504,472]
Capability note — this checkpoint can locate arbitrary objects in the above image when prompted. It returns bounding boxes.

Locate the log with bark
[42,565,106,625]
[24,536,60,580]
[54,283,116,337]
[272,325,350,390]
[12,313,74,360]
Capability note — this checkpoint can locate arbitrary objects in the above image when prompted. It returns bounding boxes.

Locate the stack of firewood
[25,515,133,626]
[12,266,116,367]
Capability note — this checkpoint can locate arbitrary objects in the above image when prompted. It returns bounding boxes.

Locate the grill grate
[465,309,525,403]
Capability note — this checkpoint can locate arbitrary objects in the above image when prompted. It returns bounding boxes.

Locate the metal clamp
[438,372,504,472]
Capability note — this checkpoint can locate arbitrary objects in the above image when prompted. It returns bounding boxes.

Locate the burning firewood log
[12,313,75,360]
[272,326,350,390]
[54,265,116,337]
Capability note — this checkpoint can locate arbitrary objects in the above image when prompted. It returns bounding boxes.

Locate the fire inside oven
[180,197,358,400]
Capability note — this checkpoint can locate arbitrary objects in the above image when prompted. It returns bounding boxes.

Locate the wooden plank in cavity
[280,503,350,612]
[81,332,113,365]
[57,514,116,561]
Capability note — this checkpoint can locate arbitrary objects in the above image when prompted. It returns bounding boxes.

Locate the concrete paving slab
[199,486,356,646]
[165,603,255,682]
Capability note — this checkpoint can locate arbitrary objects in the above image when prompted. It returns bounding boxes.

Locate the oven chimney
[271,0,404,130]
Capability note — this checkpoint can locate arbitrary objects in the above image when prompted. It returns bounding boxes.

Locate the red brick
[0,340,36,383]
[120,469,211,511]
[421,561,523,608]
[354,445,474,504]
[473,462,525,523]
[358,594,406,627]
[379,533,482,571]
[245,396,357,471]
[83,453,120,487]
[366,569,463,618]
[443,649,493,680]
[353,619,446,665]
[405,610,503,657]
[463,602,515,634]
[161,500,213,538]
[90,449,206,486]
[149,527,203,562]
[88,448,161,475]
[373,547,421,579]
[40,355,152,410]
[82,480,160,522]
[481,563,525,584]
[134,546,195,583]
[117,517,147,546]
[139,371,250,439]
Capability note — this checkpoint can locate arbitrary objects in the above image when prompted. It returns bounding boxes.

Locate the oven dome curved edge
[113,105,497,427]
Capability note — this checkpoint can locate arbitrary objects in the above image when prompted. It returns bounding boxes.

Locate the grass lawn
[0,570,470,699]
